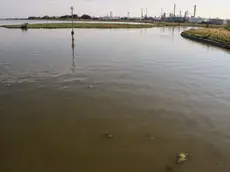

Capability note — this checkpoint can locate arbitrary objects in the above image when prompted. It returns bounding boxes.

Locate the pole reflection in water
[160,27,166,33]
[177,26,181,33]
[71,34,76,73]
[171,26,175,43]
[172,26,175,36]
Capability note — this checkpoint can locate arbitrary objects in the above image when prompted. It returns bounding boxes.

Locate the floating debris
[104,132,113,138]
[88,85,93,88]
[216,162,221,169]
[147,133,155,140]
[176,152,189,164]
[149,136,155,140]
[108,134,113,138]
[63,86,68,89]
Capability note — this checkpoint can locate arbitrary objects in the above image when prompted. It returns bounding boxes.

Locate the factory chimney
[184,11,188,18]
[194,5,197,18]
[173,4,176,17]
[110,11,113,18]
[141,8,143,18]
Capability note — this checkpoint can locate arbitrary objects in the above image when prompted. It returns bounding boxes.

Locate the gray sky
[0,0,229,18]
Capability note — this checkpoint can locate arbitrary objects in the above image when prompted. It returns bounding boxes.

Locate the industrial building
[98,4,226,25]
[209,18,224,25]
[188,17,206,23]
[224,19,230,25]
[163,17,185,22]
[160,4,197,23]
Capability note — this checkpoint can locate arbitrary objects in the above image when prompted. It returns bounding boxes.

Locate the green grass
[1,23,154,29]
[183,28,230,44]
[225,25,230,31]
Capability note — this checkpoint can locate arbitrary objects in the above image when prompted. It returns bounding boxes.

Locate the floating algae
[176,152,189,164]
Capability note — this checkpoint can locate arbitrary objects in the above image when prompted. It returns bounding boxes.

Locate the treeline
[28,14,92,20]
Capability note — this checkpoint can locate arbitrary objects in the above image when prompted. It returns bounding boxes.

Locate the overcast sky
[0,0,229,19]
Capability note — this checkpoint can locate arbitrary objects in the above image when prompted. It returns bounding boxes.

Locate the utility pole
[70,6,74,35]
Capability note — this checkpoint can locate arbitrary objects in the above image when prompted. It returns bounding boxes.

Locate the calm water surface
[1,26,230,172]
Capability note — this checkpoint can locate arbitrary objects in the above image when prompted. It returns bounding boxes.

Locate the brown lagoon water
[1,26,230,172]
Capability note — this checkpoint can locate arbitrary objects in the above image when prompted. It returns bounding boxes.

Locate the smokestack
[180,11,181,17]
[194,5,197,18]
[110,11,113,18]
[141,8,143,18]
[184,11,188,18]
[146,8,148,17]
[174,4,176,17]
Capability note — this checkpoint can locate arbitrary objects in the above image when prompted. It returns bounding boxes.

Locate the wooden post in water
[70,6,74,35]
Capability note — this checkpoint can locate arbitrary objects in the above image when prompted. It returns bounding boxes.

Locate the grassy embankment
[182,28,230,44]
[181,28,230,50]
[154,22,230,28]
[1,22,229,29]
[1,23,154,29]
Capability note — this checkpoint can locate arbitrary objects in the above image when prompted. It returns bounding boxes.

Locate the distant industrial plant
[11,3,229,25]
[100,4,229,25]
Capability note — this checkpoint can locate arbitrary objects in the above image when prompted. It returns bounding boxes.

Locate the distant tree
[73,14,78,19]
[29,16,42,20]
[59,15,71,19]
[42,15,51,19]
[92,17,99,20]
[121,17,128,20]
[80,14,91,20]
[144,16,154,20]
[28,16,37,20]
